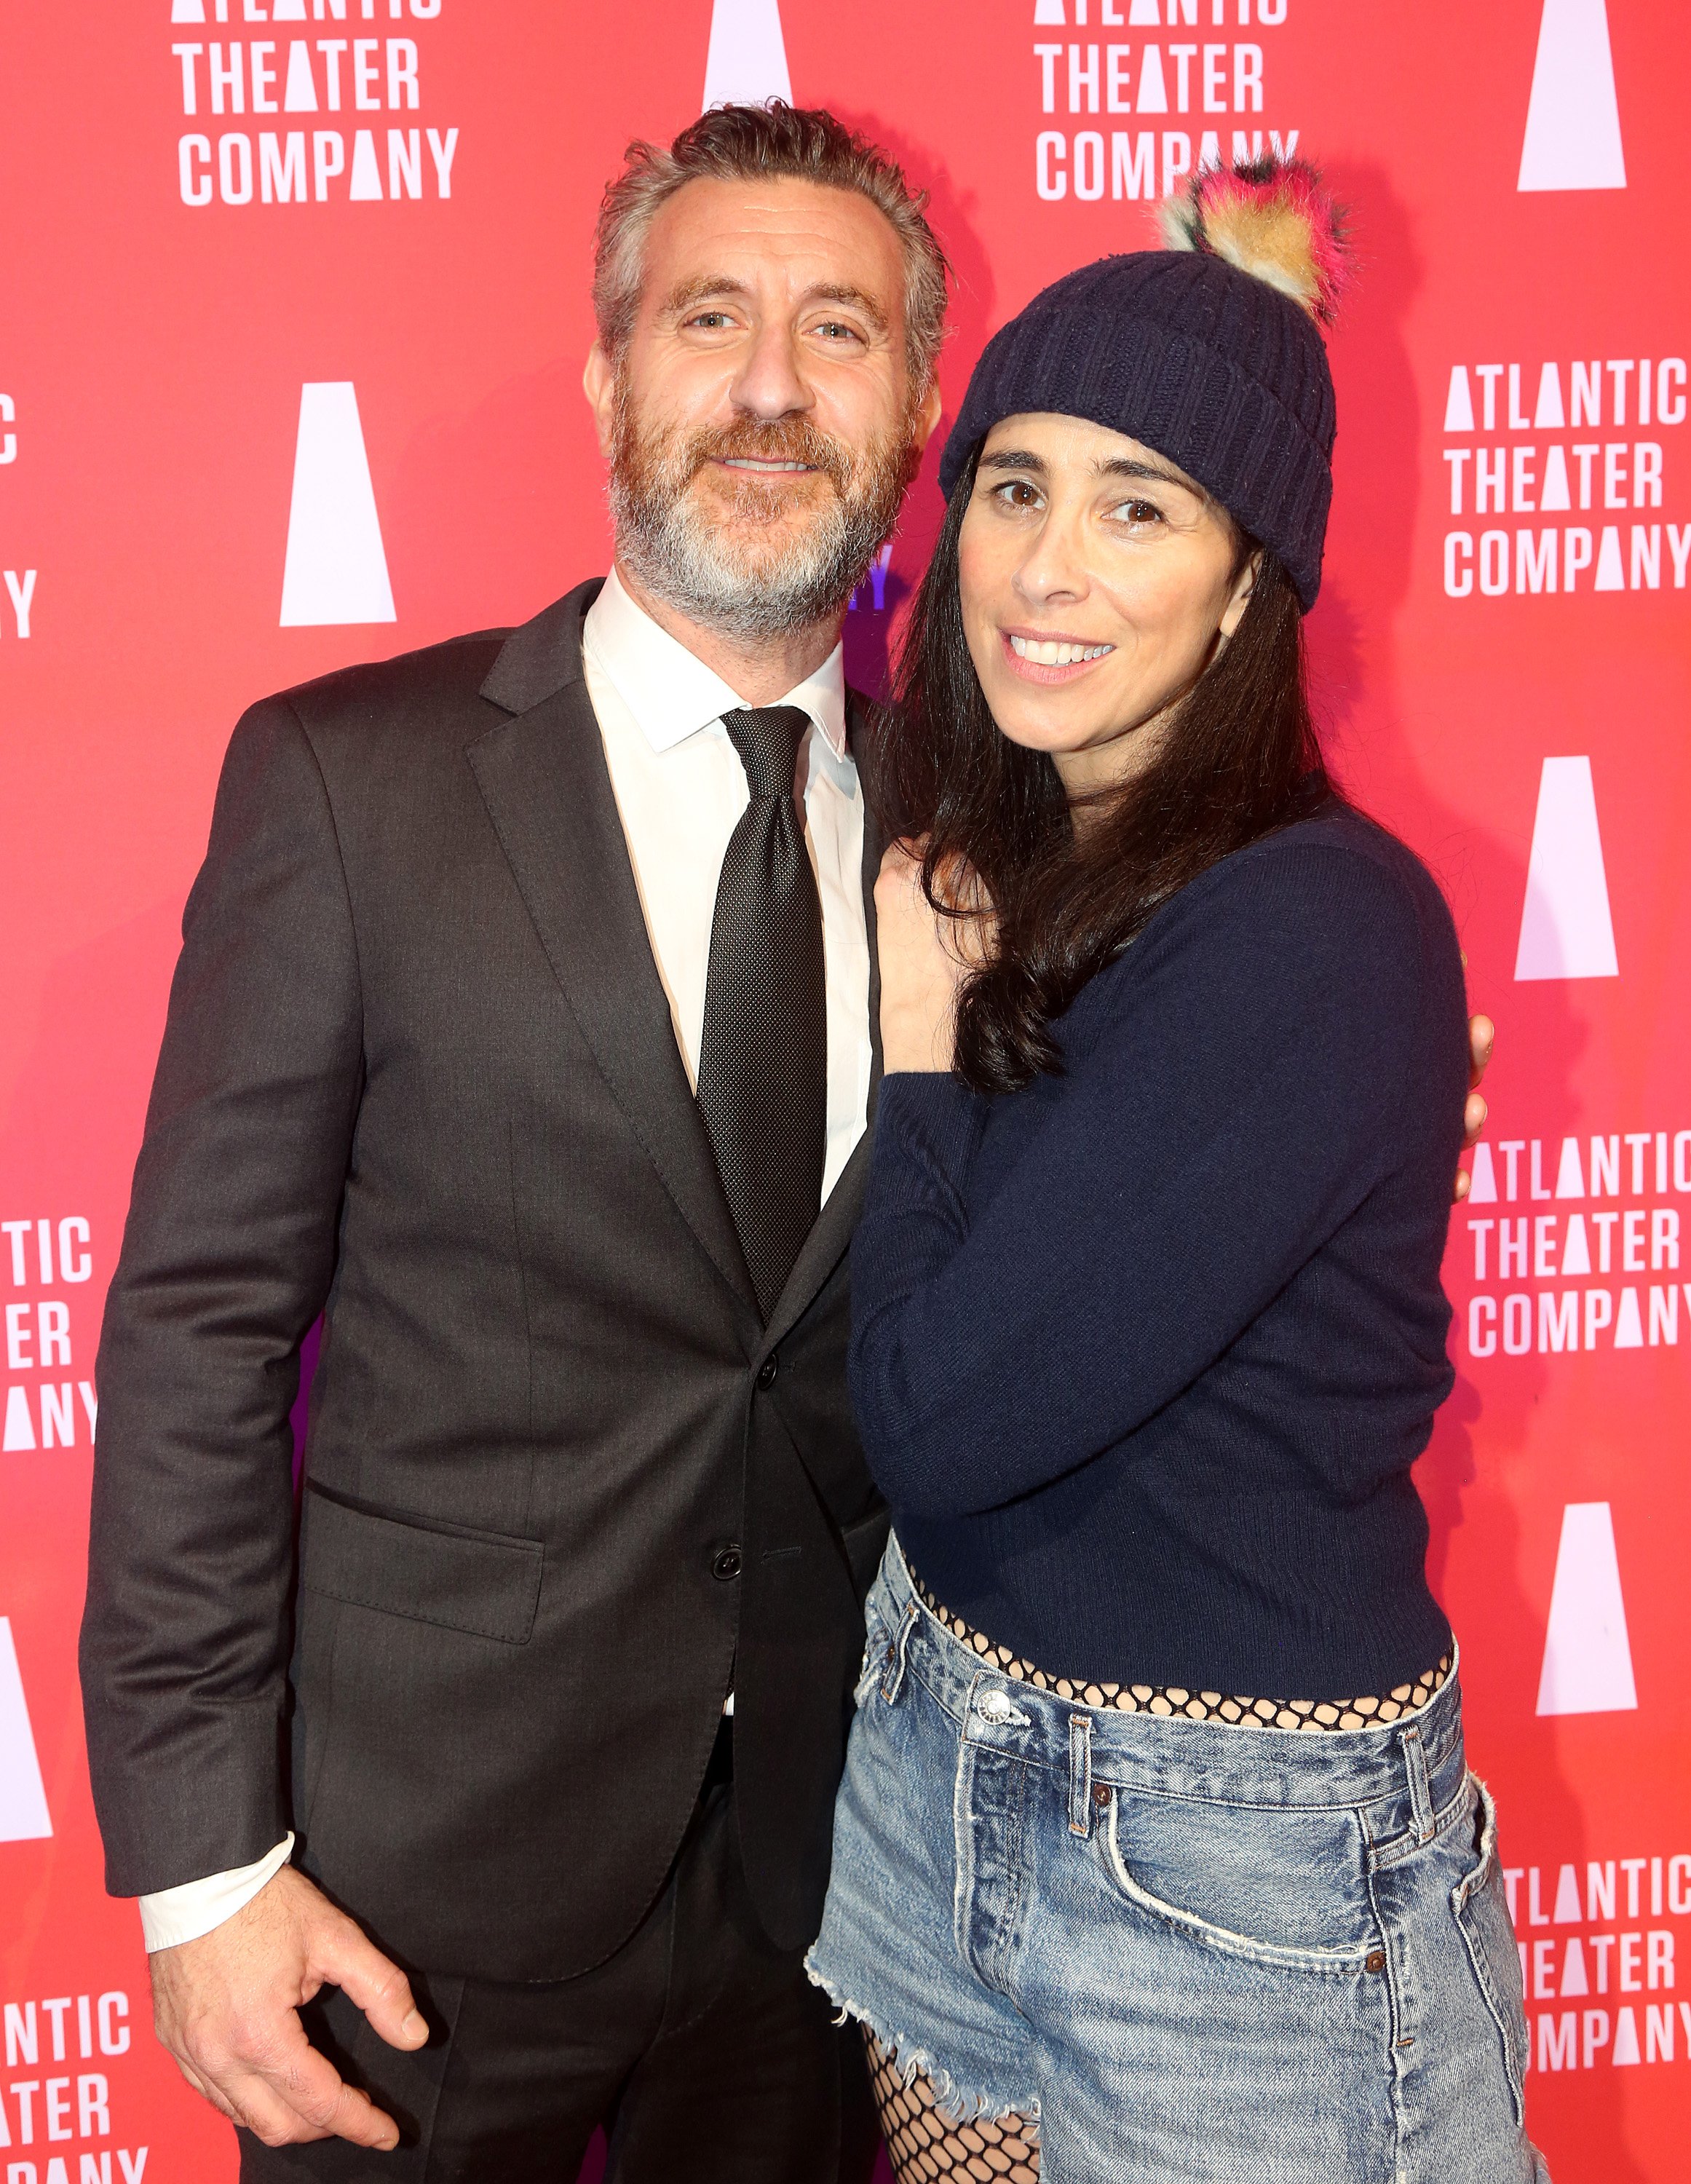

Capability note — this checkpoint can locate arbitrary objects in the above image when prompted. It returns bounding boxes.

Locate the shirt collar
[584,567,849,764]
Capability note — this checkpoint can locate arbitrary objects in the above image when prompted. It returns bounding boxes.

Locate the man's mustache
[678,420,855,494]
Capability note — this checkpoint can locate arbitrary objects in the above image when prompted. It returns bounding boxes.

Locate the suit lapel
[470,587,761,1335]
[758,698,887,1358]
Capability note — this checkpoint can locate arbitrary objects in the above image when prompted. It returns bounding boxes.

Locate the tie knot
[721,706,812,800]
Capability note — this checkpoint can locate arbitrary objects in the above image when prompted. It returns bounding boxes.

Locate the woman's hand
[1454,1012,1495,1203]
[874,842,991,1074]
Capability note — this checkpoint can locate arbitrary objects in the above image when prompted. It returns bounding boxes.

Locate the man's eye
[812,321,863,342]
[686,311,737,330]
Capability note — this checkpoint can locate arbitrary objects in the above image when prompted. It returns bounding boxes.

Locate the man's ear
[583,342,618,460]
[911,375,945,453]
[1218,547,1264,639]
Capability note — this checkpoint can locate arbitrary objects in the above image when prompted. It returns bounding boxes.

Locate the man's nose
[729,322,814,422]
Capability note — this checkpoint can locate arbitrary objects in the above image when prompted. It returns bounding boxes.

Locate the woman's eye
[1110,498,1165,526]
[992,480,1042,510]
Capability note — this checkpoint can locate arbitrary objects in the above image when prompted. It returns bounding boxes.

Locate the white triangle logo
[702,0,792,110]
[349,130,384,201]
[1537,1502,1638,1714]
[1514,756,1619,981]
[0,1617,52,1842]
[1518,0,1626,191]
[4,1385,36,1452]
[279,383,397,628]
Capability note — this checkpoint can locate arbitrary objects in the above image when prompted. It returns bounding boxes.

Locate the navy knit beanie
[938,159,1347,611]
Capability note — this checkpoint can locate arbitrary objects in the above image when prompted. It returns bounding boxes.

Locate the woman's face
[957,412,1259,799]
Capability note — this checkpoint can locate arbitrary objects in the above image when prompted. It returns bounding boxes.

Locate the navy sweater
[848,802,1468,1700]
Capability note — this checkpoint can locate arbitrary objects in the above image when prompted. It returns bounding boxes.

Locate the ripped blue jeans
[806,1538,1550,2183]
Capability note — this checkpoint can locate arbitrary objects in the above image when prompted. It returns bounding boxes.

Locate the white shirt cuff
[138,1832,295,1952]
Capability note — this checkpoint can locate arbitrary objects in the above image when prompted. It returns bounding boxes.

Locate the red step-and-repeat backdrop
[2,3,1687,2177]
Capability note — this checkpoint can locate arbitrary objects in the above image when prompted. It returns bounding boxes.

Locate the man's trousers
[239,1734,879,2183]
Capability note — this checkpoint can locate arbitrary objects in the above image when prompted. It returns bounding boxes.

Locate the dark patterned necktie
[696,706,828,1321]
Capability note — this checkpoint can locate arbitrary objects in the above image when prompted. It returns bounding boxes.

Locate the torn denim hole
[801,1950,1042,2132]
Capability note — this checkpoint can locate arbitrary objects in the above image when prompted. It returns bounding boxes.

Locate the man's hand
[1454,1012,1495,1203]
[151,1864,428,2151]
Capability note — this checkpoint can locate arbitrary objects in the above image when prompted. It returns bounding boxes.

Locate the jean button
[1366,1949,1387,1974]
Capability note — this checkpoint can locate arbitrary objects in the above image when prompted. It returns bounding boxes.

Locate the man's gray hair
[593,102,950,392]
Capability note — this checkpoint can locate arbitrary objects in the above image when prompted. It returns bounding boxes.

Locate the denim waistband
[878,1536,1466,1836]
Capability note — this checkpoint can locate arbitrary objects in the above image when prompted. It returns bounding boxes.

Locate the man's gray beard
[608,404,913,645]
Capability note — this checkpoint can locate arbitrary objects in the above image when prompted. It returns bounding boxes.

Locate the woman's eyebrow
[1095,455,1197,491]
[980,449,1200,492]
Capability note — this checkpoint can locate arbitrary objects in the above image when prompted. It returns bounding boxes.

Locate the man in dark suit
[80,103,946,2181]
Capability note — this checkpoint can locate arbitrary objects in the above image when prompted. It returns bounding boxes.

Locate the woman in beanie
[806,159,1543,2183]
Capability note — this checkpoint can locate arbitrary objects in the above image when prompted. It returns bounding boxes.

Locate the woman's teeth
[1008,636,1113,665]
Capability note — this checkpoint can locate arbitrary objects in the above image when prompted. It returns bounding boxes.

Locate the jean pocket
[1101,1794,1377,1974]
[1451,1773,1528,2124]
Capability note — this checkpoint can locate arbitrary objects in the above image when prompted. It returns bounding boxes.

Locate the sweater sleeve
[847,838,1460,1519]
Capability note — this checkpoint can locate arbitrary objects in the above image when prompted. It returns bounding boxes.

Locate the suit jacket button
[713,1546,743,1582]
[756,1356,778,1390]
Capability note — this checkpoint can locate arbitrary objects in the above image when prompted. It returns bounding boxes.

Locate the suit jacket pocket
[301,1481,544,1645]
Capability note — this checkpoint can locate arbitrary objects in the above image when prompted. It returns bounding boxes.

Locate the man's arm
[139,1836,296,1952]
[82,697,357,1888]
[79,700,423,2148]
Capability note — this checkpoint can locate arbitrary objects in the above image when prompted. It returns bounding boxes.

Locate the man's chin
[679,502,844,571]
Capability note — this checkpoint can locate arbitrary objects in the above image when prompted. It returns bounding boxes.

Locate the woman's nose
[1013,516,1089,607]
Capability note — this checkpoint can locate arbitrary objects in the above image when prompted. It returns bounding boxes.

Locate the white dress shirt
[138,570,874,1951]
[581,569,871,1206]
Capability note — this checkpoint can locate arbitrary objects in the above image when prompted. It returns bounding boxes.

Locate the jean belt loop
[1069,1711,1095,1839]
[1401,1720,1435,1844]
[880,1598,919,1706]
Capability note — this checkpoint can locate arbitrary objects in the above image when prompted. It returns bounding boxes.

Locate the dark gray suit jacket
[79,580,889,1979]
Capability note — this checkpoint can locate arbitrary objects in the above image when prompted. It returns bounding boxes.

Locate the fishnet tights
[866,2033,1040,2183]
[909,1570,1452,1731]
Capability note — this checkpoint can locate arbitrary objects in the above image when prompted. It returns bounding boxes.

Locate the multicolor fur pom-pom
[1160,155,1350,327]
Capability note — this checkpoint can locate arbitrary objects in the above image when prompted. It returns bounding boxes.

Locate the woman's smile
[999,628,1117,682]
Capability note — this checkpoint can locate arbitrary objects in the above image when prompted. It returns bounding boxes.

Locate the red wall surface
[2,4,1687,2177]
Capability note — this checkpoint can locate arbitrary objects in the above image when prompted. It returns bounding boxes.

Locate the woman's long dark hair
[868,446,1333,1095]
